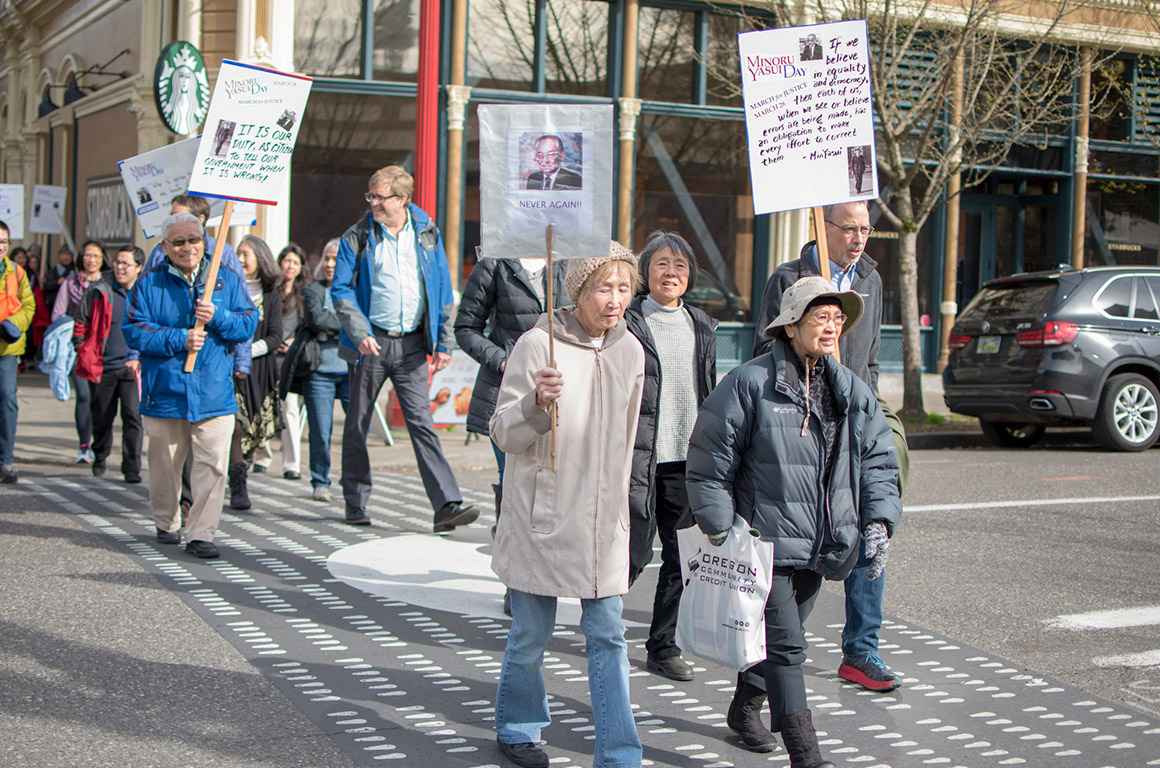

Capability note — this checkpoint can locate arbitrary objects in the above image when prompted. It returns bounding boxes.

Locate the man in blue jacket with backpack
[331,165,476,530]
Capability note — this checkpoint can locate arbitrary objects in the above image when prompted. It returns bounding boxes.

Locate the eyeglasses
[803,311,847,328]
[534,152,562,161]
[365,192,401,205]
[167,236,203,248]
[825,220,874,238]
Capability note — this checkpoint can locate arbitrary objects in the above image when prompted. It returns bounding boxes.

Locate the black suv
[944,266,1160,451]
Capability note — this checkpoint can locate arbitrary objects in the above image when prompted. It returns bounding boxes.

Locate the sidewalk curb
[907,431,987,450]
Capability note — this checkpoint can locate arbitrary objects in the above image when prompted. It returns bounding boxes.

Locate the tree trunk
[895,192,926,419]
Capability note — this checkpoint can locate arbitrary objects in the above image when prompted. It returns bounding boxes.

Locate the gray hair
[822,200,869,220]
[314,238,341,281]
[161,212,204,240]
[637,230,699,294]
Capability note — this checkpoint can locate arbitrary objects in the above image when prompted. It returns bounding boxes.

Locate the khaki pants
[145,414,235,543]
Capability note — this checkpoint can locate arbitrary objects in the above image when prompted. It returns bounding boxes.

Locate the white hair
[161,212,204,240]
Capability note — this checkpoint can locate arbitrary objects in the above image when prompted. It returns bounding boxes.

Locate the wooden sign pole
[544,224,557,471]
[811,206,842,365]
[183,199,235,373]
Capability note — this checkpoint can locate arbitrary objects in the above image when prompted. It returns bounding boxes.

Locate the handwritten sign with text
[187,59,313,206]
[739,20,877,215]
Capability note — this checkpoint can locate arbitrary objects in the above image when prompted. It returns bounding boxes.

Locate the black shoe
[156,528,181,545]
[728,673,777,752]
[646,654,694,682]
[0,465,18,484]
[497,738,548,768]
[228,462,251,510]
[124,472,142,484]
[186,540,220,559]
[282,470,300,480]
[92,461,107,478]
[251,464,267,474]
[344,508,372,526]
[781,709,835,768]
[433,502,479,533]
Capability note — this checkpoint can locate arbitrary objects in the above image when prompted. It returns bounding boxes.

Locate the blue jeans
[305,371,350,488]
[0,356,17,466]
[841,548,885,659]
[491,437,506,484]
[496,590,642,768]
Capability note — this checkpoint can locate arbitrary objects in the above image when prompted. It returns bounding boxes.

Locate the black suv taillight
[948,333,971,350]
[1016,321,1079,348]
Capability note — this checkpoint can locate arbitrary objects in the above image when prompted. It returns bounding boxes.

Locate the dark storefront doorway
[956,177,1066,310]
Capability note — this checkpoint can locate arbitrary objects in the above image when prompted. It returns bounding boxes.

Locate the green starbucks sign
[154,41,210,136]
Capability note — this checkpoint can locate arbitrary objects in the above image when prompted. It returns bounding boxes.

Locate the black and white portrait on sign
[847,144,871,195]
[212,120,237,158]
[799,34,823,61]
[521,133,583,192]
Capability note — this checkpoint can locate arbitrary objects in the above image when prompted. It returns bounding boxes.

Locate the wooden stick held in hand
[811,206,842,365]
[183,200,235,373]
[545,223,557,472]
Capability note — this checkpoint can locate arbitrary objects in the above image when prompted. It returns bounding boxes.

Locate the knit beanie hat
[564,241,637,303]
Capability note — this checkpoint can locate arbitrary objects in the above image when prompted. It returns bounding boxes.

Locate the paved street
[3,372,1160,768]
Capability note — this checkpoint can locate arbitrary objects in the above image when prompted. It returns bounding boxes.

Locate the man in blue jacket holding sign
[125,212,257,559]
[332,165,476,530]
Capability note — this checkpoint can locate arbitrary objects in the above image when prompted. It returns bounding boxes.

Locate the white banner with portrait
[478,104,614,260]
[739,20,878,215]
[0,185,24,240]
[29,185,68,235]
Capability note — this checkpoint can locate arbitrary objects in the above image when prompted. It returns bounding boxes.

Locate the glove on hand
[862,521,889,581]
[0,320,21,343]
[706,530,729,547]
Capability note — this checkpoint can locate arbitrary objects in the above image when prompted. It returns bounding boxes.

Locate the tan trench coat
[490,309,645,599]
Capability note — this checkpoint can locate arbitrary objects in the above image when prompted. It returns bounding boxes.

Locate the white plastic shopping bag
[676,517,774,670]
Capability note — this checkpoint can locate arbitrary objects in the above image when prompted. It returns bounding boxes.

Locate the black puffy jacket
[624,297,717,585]
[687,337,901,581]
[454,258,567,435]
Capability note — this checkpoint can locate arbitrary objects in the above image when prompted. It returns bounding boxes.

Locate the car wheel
[1092,373,1160,452]
[979,420,1045,448]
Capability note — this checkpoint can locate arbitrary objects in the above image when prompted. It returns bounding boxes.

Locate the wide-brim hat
[764,275,864,336]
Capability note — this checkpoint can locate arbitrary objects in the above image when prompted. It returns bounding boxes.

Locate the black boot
[780,710,834,768]
[229,462,252,510]
[727,672,777,752]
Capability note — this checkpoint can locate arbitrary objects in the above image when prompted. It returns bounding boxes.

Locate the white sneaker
[311,486,332,503]
[76,448,91,464]
[85,448,96,464]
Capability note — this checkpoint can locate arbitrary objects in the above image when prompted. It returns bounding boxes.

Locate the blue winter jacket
[331,205,454,359]
[38,317,76,401]
[125,255,257,422]
[145,235,251,375]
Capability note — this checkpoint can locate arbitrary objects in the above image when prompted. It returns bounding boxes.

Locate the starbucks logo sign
[154,41,210,136]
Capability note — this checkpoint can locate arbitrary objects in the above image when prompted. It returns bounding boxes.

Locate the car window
[959,282,1057,322]
[1095,277,1131,318]
[1134,279,1159,321]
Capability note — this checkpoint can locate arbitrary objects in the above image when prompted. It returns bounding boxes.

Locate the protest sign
[29,185,68,234]
[428,350,481,427]
[478,104,613,261]
[0,185,24,239]
[739,20,877,215]
[187,59,313,206]
[119,137,255,239]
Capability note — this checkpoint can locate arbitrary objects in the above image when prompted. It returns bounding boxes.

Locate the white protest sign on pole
[428,350,481,426]
[119,137,256,239]
[29,185,68,234]
[739,20,878,215]
[187,59,313,206]
[0,185,24,239]
[478,104,614,261]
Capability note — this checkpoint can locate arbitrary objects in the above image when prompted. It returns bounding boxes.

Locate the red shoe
[838,654,902,692]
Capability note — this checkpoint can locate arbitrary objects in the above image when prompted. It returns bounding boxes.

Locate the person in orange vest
[0,219,37,484]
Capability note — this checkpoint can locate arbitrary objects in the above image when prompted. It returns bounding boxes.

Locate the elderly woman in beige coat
[490,242,646,768]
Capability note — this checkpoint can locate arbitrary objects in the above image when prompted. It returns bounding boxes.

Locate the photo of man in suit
[848,145,871,195]
[800,34,823,61]
[525,134,582,191]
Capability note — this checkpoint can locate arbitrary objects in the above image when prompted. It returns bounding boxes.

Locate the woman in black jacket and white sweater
[624,231,717,685]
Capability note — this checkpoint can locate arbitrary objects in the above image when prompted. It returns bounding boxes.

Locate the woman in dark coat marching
[624,231,717,684]
[686,276,901,768]
[228,234,283,510]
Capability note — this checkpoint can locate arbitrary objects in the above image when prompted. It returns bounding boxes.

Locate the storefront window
[295,0,363,78]
[290,92,416,260]
[706,13,743,108]
[1091,56,1133,142]
[544,0,610,96]
[637,7,695,103]
[372,0,420,82]
[633,114,754,322]
[468,0,536,91]
[1089,150,1160,179]
[867,215,937,326]
[1085,182,1160,267]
